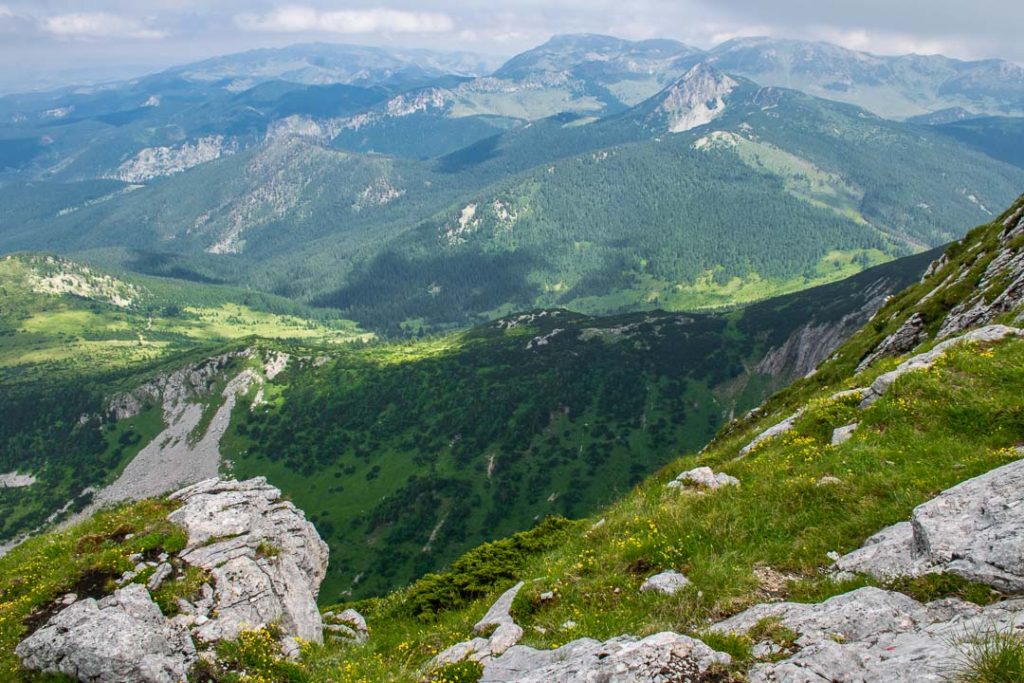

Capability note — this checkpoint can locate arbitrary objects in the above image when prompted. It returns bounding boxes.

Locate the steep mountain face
[708,36,1024,119]
[643,64,739,132]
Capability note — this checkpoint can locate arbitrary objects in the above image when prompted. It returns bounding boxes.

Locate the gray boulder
[667,466,739,490]
[830,423,858,446]
[712,587,1024,682]
[433,582,526,665]
[324,608,369,645]
[168,477,329,647]
[15,584,195,683]
[639,570,691,595]
[481,632,730,683]
[834,457,1024,591]
[738,411,802,457]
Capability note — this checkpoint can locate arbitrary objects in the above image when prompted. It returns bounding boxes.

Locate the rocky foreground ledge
[14,452,1024,682]
[16,478,328,683]
[439,454,1024,682]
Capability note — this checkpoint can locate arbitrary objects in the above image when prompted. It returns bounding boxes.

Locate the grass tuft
[952,626,1024,683]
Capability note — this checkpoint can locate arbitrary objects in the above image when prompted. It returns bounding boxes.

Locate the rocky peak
[651,63,738,133]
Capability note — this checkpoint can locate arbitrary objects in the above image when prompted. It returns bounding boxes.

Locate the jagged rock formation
[760,276,894,379]
[82,350,280,520]
[17,478,328,680]
[859,203,1024,372]
[833,457,1024,591]
[481,632,731,683]
[113,136,235,183]
[653,64,737,133]
[16,584,196,683]
[855,312,927,371]
[937,205,1024,339]
[434,582,525,665]
[713,587,1024,682]
[168,478,329,648]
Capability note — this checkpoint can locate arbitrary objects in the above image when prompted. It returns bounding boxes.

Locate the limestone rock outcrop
[639,570,691,595]
[481,632,731,683]
[168,477,329,646]
[833,457,1024,591]
[15,584,196,683]
[738,410,802,457]
[937,207,1024,339]
[666,466,739,491]
[856,312,927,372]
[17,478,329,681]
[859,325,1021,408]
[712,587,1024,682]
[830,422,858,445]
[434,582,525,665]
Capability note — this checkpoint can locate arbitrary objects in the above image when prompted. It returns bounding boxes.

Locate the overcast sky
[2,1,1023,92]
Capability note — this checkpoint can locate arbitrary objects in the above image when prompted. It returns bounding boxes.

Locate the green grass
[558,248,892,314]
[953,626,1024,683]
[9,335,1018,683]
[0,253,371,386]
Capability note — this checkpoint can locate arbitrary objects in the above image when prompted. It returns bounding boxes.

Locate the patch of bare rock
[16,477,328,682]
[712,587,1024,682]
[667,466,739,491]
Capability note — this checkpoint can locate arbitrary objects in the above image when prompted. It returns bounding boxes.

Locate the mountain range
[2,181,1023,682]
[1,35,1023,336]
[2,29,1024,682]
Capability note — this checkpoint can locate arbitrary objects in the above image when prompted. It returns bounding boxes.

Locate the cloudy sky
[1,0,1022,92]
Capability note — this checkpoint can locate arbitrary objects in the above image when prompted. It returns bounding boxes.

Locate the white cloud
[41,12,166,40]
[815,28,967,58]
[235,5,454,34]
[0,5,13,19]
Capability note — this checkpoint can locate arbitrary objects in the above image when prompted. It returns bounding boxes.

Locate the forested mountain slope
[0,248,932,603]
[0,253,368,552]
[280,191,1024,681]
[2,67,1019,335]
[2,196,1023,682]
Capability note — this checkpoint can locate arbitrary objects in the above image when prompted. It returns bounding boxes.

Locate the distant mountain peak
[494,34,701,80]
[653,63,739,133]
